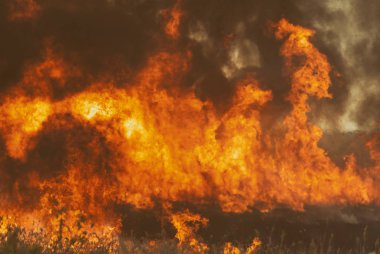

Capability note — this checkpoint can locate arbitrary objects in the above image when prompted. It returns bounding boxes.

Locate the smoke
[0,0,174,93]
[180,0,302,109]
[294,0,380,133]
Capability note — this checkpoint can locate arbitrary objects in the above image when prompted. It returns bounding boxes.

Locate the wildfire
[0,7,379,253]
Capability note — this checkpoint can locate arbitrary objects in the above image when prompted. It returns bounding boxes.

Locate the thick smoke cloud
[0,0,173,92]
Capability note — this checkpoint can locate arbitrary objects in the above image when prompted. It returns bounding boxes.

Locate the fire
[0,10,379,253]
[223,243,241,254]
[123,118,145,139]
[0,97,52,159]
[164,1,183,39]
[246,238,262,254]
[171,211,209,253]
[223,238,261,254]
[70,90,119,121]
[268,19,371,209]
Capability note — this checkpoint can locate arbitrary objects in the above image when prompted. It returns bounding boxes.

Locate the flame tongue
[0,17,378,252]
[266,19,371,209]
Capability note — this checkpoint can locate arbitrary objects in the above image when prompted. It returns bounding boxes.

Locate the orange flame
[223,242,242,254]
[246,238,262,254]
[164,1,183,39]
[0,17,379,252]
[223,237,261,254]
[171,210,209,253]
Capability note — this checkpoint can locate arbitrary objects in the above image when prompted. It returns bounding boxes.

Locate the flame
[171,211,209,253]
[0,97,52,159]
[223,243,242,254]
[223,237,261,254]
[164,1,183,39]
[267,19,372,209]
[0,15,379,252]
[246,238,262,254]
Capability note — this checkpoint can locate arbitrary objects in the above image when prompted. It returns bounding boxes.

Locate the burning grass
[2,206,380,254]
[0,224,379,254]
